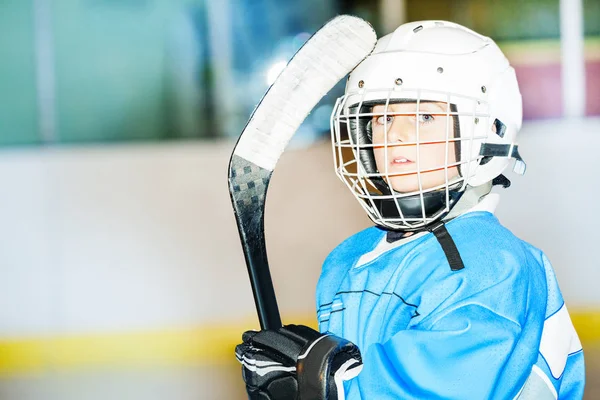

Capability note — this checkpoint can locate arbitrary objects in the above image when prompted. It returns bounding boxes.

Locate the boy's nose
[387,119,415,143]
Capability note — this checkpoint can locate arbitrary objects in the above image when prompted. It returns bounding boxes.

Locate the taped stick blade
[233,15,377,171]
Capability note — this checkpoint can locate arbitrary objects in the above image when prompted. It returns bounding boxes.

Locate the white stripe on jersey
[539,304,582,379]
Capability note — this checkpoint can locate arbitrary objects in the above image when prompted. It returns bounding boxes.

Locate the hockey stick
[228,15,376,330]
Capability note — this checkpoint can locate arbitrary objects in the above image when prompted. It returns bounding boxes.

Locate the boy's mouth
[392,156,414,165]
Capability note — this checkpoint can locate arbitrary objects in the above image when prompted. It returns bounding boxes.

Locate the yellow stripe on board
[570,311,600,344]
[0,323,284,376]
[0,313,596,376]
[0,326,242,375]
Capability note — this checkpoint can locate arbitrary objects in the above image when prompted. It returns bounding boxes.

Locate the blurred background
[0,0,598,399]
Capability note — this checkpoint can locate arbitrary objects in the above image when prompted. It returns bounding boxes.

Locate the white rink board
[0,118,598,338]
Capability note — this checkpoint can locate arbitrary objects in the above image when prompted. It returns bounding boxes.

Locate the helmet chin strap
[372,187,464,231]
[373,179,494,232]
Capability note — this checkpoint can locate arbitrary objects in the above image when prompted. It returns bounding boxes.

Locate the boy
[236,20,585,399]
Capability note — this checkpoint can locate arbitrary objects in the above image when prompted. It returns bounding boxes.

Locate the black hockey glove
[235,324,362,400]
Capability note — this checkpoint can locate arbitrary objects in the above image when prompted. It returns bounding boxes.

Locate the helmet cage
[331,87,500,231]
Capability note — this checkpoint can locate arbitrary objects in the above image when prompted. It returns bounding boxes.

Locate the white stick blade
[234,15,377,171]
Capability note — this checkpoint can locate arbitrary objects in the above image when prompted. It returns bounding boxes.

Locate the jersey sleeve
[347,254,547,400]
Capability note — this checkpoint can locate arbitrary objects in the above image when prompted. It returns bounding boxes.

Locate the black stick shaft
[237,218,282,330]
[228,155,282,330]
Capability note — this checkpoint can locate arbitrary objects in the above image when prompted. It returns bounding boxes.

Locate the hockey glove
[235,324,362,400]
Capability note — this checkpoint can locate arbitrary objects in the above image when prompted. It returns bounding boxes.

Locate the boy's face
[371,102,460,193]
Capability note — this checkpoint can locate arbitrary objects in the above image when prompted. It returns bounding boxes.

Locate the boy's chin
[384,170,460,194]
[387,178,445,194]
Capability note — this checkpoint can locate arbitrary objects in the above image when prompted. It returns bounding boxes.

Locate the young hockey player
[236,20,585,400]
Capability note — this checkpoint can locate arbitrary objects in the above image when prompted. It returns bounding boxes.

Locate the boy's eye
[374,115,394,125]
[418,114,435,124]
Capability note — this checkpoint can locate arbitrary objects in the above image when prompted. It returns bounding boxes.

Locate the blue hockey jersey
[316,198,584,399]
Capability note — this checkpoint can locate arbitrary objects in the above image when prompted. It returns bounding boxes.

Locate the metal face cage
[331,87,495,231]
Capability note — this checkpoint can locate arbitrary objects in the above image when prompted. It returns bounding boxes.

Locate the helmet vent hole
[413,25,423,33]
[492,119,507,138]
[481,86,487,93]
[395,78,403,86]
[437,67,444,73]
[358,80,364,88]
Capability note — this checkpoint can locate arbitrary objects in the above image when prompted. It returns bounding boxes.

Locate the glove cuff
[296,334,362,400]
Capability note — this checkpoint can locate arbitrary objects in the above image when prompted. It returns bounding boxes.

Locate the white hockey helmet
[331,20,525,231]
